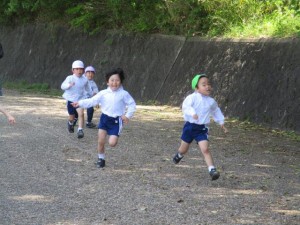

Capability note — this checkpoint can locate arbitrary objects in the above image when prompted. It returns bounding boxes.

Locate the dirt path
[0,90,299,225]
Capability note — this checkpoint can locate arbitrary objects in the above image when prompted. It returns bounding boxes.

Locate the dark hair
[105,68,125,83]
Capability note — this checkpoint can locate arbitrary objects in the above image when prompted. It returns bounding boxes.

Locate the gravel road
[0,90,299,225]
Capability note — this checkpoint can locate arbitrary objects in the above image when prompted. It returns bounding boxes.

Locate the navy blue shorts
[98,113,122,136]
[181,122,209,144]
[67,101,77,115]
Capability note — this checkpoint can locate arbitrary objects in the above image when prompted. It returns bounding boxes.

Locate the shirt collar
[107,85,123,92]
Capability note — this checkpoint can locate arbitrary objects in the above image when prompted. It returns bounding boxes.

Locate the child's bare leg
[173,140,190,164]
[97,129,107,154]
[68,114,75,123]
[198,140,220,180]
[198,140,214,167]
[178,140,190,154]
[76,108,84,129]
[96,129,107,168]
[108,135,118,147]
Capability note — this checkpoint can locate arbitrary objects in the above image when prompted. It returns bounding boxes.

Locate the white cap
[72,60,84,69]
[85,66,95,73]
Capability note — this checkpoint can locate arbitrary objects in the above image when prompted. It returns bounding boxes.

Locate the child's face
[85,71,95,80]
[196,77,212,96]
[73,68,84,77]
[107,74,121,91]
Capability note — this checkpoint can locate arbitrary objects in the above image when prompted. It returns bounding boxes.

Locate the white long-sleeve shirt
[61,74,92,102]
[78,86,136,118]
[182,92,225,126]
[83,75,99,98]
[88,80,99,96]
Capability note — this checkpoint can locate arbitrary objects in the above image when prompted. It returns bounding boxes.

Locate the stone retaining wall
[0,25,299,131]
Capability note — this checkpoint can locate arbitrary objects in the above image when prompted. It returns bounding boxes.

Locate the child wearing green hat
[173,74,228,181]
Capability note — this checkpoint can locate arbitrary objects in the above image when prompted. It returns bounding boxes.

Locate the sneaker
[173,153,183,164]
[96,158,105,168]
[77,129,84,139]
[68,121,74,133]
[86,122,96,128]
[73,118,78,126]
[209,168,220,181]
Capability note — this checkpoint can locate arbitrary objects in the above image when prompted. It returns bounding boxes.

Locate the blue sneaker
[67,121,74,133]
[209,168,220,181]
[173,153,183,164]
[86,122,96,128]
[96,158,105,168]
[77,129,84,138]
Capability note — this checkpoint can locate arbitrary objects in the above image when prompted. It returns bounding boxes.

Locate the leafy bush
[0,0,299,38]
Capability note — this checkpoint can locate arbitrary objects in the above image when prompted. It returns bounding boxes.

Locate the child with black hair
[72,68,136,168]
[173,74,228,180]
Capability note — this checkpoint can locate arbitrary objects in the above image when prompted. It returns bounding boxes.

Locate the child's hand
[8,115,15,124]
[71,102,79,108]
[121,115,129,124]
[221,125,228,133]
[192,114,198,120]
[69,82,75,88]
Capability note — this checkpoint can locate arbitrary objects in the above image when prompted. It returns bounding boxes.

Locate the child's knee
[108,141,117,147]
[76,108,84,116]
[98,137,106,145]
[107,135,118,147]
[201,147,210,155]
[108,138,118,147]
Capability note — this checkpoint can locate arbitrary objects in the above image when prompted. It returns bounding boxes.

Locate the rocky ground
[0,89,299,225]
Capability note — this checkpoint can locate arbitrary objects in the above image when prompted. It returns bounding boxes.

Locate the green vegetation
[0,0,299,38]
[3,81,62,96]
[228,118,300,142]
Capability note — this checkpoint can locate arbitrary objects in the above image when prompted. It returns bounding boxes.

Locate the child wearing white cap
[72,68,136,168]
[173,74,228,181]
[61,60,92,138]
[84,66,99,128]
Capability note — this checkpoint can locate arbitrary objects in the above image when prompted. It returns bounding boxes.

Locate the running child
[173,74,228,180]
[72,68,136,168]
[84,66,99,128]
[61,60,92,138]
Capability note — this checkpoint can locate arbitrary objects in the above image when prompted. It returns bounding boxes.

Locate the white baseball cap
[72,60,84,69]
[85,66,95,73]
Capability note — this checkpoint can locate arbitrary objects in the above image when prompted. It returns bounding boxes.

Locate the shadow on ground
[0,90,299,225]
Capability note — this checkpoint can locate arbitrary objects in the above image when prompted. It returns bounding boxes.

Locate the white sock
[98,154,105,159]
[208,166,215,172]
[78,128,83,131]
[177,153,183,158]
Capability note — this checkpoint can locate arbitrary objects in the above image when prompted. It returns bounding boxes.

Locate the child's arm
[77,91,102,108]
[61,76,75,90]
[91,81,99,96]
[211,102,228,133]
[85,81,93,98]
[182,95,197,117]
[0,107,16,124]
[122,92,136,123]
[221,124,228,133]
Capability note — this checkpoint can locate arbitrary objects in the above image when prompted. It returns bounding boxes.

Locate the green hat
[191,74,207,89]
